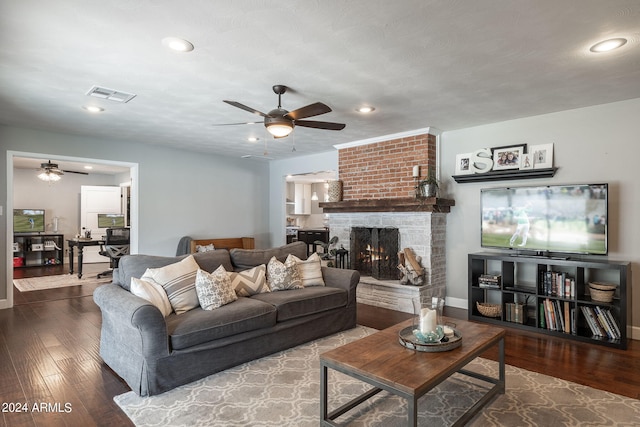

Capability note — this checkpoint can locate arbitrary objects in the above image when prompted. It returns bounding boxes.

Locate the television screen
[481,184,608,255]
[97,213,125,228]
[14,209,45,233]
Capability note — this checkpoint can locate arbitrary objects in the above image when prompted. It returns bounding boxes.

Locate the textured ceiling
[1,1,639,161]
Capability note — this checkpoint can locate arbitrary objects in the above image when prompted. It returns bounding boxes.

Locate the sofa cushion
[130,277,173,317]
[195,267,238,310]
[115,250,233,291]
[141,256,200,315]
[251,287,347,322]
[166,297,277,350]
[290,253,325,287]
[267,256,303,291]
[230,241,307,270]
[230,264,269,297]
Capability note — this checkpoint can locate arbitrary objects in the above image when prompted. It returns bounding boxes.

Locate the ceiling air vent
[85,86,136,103]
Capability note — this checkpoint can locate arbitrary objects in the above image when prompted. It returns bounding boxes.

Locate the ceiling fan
[222,85,346,138]
[37,160,88,182]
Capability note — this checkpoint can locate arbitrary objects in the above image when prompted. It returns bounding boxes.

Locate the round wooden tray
[398,326,462,352]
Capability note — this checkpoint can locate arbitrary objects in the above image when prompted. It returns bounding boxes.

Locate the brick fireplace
[320,130,455,313]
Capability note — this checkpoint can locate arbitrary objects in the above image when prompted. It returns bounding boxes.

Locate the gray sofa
[93,241,359,396]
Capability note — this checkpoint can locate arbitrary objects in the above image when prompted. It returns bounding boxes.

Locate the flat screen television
[481,183,608,256]
[97,213,125,228]
[14,209,45,233]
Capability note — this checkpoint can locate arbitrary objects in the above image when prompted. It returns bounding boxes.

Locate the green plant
[415,168,439,197]
[314,236,339,266]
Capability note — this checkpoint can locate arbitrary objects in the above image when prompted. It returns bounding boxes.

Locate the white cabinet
[294,184,311,215]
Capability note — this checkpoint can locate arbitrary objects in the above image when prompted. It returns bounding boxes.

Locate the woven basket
[476,302,502,318]
[589,282,616,303]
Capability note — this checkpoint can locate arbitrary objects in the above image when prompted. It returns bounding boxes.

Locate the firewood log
[403,248,424,275]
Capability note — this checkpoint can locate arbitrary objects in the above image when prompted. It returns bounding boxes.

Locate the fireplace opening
[350,227,399,280]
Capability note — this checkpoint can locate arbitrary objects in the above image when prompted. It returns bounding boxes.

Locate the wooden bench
[189,237,255,253]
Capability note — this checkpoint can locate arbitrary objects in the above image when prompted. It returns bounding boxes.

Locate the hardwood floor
[2,273,638,426]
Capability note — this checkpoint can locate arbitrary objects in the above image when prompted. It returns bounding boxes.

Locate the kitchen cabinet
[294,184,311,215]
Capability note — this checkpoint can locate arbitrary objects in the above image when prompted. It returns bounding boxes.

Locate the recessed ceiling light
[82,105,104,113]
[84,165,93,170]
[356,106,375,113]
[248,137,259,142]
[162,37,194,52]
[589,38,627,53]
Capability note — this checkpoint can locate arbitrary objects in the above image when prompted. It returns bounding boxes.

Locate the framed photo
[454,153,474,175]
[491,145,525,171]
[519,152,535,170]
[530,143,554,169]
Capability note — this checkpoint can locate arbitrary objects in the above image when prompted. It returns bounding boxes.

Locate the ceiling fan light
[266,123,293,137]
[37,171,61,182]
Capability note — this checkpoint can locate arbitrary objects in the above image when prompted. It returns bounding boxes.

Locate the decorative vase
[420,183,437,198]
[327,180,343,202]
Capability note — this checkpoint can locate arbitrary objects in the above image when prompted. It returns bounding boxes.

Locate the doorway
[5,151,139,309]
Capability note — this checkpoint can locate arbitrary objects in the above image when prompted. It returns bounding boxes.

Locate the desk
[67,239,105,279]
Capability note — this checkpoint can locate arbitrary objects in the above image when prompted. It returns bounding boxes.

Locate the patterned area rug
[13,266,111,292]
[114,326,640,426]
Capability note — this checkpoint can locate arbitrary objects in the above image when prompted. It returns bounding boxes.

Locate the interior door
[80,185,122,263]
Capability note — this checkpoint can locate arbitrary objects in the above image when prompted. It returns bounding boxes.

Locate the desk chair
[97,227,130,279]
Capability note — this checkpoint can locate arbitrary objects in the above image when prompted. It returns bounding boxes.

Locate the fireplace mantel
[319,197,455,213]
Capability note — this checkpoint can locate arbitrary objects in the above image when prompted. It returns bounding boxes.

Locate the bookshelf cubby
[13,234,64,268]
[468,252,629,349]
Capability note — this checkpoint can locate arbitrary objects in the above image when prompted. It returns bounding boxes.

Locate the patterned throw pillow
[229,264,270,297]
[130,277,173,317]
[141,255,200,315]
[195,266,238,310]
[195,243,215,253]
[267,256,303,291]
[290,253,325,287]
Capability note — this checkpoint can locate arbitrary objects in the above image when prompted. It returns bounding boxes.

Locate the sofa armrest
[93,284,170,358]
[321,267,360,306]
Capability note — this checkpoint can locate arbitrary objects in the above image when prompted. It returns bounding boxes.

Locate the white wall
[440,98,640,332]
[1,125,270,304]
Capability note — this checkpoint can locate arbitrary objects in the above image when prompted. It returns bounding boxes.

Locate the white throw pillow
[195,266,238,310]
[229,264,270,297]
[290,253,325,287]
[267,256,303,291]
[141,255,200,315]
[130,277,173,317]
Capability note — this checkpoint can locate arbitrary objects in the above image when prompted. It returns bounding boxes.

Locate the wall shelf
[453,167,557,183]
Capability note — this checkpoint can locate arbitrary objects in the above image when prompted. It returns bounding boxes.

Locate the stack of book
[505,303,527,324]
[540,299,575,334]
[539,271,575,298]
[478,274,501,289]
[580,306,621,339]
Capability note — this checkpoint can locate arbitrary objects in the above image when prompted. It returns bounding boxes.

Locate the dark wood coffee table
[320,317,505,426]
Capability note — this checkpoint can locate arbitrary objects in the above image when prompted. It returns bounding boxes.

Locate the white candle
[412,165,420,177]
[420,307,437,334]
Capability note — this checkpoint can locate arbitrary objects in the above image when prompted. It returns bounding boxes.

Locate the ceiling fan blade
[223,100,270,118]
[211,122,260,126]
[63,170,89,175]
[295,120,346,131]
[285,102,331,120]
